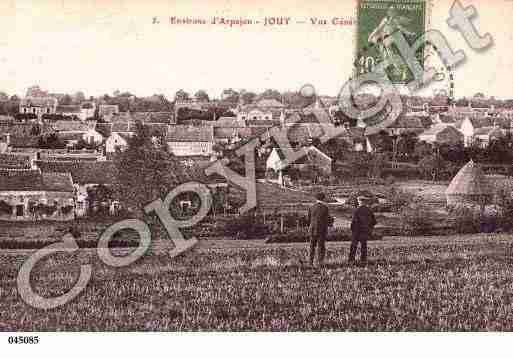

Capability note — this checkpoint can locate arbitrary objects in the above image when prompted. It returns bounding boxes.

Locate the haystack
[445,160,492,207]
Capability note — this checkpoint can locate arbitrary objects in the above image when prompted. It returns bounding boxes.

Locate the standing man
[349,196,377,265]
[307,192,332,267]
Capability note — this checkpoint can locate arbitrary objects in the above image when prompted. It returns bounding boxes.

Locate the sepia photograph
[1,0,513,353]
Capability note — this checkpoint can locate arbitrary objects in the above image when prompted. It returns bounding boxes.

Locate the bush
[386,187,415,213]
[500,200,513,232]
[400,205,432,236]
[346,190,378,209]
[217,214,272,239]
[61,205,74,215]
[450,206,481,234]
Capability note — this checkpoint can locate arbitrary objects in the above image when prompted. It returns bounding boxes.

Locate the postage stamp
[356,0,427,83]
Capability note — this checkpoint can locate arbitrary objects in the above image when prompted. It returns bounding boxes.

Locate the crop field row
[1,234,513,331]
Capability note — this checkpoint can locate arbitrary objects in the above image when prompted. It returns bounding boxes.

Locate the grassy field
[1,234,513,331]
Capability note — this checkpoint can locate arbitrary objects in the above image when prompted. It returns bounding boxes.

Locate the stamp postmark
[356,0,427,83]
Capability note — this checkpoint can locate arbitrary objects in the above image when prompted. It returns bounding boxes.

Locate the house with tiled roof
[166,125,214,157]
[418,125,464,145]
[255,98,286,110]
[0,152,36,170]
[0,115,15,123]
[246,119,280,127]
[458,117,511,147]
[105,132,131,153]
[19,97,58,118]
[131,111,175,124]
[0,122,53,148]
[56,105,82,119]
[38,150,105,162]
[95,123,112,138]
[146,123,169,138]
[236,107,275,123]
[55,104,96,122]
[0,169,75,221]
[281,122,363,151]
[99,104,119,122]
[36,160,118,217]
[52,120,103,147]
[213,117,246,128]
[383,115,425,135]
[213,126,266,148]
[473,127,504,148]
[266,145,332,186]
[110,120,135,134]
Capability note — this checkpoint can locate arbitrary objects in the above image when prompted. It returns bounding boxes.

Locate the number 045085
[7,336,39,344]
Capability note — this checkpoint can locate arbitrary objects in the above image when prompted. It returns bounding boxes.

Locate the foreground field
[1,234,513,331]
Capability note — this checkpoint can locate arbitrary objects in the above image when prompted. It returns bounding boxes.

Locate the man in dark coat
[307,192,332,267]
[349,196,377,264]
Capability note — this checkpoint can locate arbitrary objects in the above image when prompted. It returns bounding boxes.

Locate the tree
[396,132,418,160]
[346,152,373,178]
[175,89,190,102]
[60,94,73,105]
[240,91,257,104]
[418,155,447,181]
[74,91,86,103]
[87,184,113,215]
[114,122,186,217]
[260,89,282,101]
[38,133,65,149]
[414,141,433,161]
[194,90,210,102]
[221,88,239,103]
[374,130,393,153]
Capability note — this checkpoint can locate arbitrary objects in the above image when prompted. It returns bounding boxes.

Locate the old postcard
[1,0,513,351]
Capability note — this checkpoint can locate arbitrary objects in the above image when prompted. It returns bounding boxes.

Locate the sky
[0,0,512,99]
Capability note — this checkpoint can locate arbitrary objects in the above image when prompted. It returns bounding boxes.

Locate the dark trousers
[309,234,326,265]
[349,233,369,262]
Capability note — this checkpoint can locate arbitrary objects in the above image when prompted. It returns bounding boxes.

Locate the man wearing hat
[349,195,377,264]
[307,192,333,267]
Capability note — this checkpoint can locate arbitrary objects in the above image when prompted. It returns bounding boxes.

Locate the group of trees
[175,88,319,107]
[176,106,235,122]
[101,92,172,113]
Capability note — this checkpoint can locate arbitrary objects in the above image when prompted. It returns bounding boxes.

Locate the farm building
[166,125,214,157]
[35,160,118,217]
[0,169,75,221]
[445,160,493,208]
[266,146,332,174]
